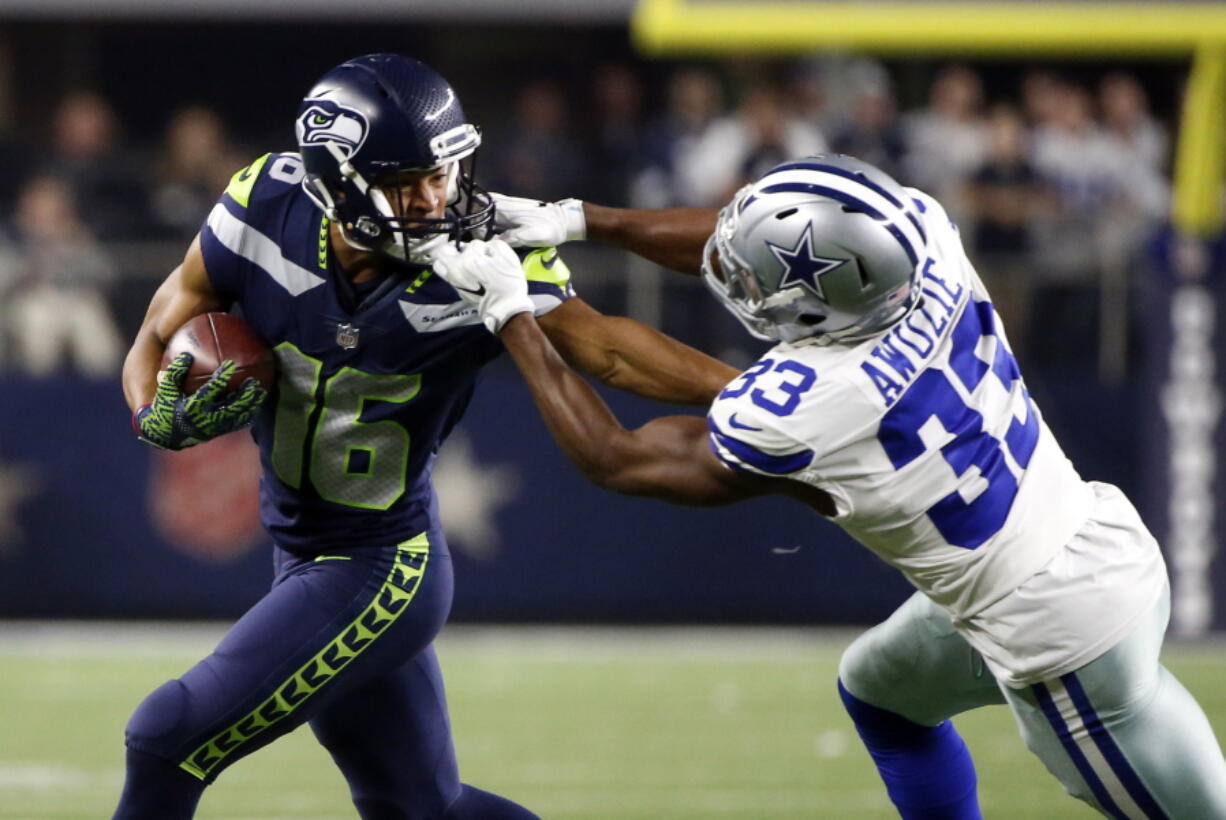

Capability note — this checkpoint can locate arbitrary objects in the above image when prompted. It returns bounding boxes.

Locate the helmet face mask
[296,54,495,265]
[361,154,491,262]
[702,202,781,341]
[702,155,927,345]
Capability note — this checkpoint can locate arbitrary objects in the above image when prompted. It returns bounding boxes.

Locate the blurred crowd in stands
[0,55,1172,379]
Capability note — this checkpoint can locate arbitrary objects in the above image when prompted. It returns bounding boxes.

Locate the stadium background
[0,0,1221,631]
[0,2,1224,817]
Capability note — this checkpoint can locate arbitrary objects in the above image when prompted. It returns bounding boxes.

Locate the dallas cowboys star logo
[766,224,847,301]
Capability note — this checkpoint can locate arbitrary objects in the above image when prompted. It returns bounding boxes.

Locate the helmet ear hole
[798,313,826,326]
[854,259,871,289]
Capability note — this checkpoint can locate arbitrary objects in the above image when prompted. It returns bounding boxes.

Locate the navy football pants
[117,532,536,818]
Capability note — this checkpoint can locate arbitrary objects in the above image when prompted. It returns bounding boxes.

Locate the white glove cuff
[486,298,536,335]
[559,199,587,242]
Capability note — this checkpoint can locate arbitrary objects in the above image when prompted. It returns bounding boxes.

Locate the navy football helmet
[295,53,494,263]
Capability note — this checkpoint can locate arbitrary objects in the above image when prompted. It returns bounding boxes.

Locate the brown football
[161,312,276,395]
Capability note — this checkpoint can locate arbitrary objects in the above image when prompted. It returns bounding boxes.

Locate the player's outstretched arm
[499,313,831,513]
[582,203,717,276]
[537,299,737,405]
[492,192,716,276]
[122,234,229,412]
[500,312,746,504]
[430,239,834,513]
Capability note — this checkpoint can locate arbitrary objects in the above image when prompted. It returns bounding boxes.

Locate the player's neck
[329,223,385,284]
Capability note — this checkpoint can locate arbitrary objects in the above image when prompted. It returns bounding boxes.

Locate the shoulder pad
[222,152,307,211]
[518,246,571,289]
[223,154,271,208]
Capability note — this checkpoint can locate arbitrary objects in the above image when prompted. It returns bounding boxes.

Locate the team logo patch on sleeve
[295,100,370,158]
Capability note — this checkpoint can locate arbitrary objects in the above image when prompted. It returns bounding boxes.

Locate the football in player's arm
[113,54,737,820]
[442,156,1226,819]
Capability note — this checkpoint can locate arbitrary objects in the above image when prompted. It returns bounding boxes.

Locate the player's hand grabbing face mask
[430,238,535,334]
[490,193,586,248]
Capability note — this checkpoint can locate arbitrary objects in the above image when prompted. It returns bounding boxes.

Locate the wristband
[132,403,152,437]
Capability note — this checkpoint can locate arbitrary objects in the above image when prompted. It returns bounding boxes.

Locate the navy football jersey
[199,152,574,553]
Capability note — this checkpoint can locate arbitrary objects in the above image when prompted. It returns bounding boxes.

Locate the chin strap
[326,141,371,194]
[315,143,473,264]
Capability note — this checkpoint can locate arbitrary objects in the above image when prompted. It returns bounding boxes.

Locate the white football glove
[430,238,536,334]
[491,192,586,248]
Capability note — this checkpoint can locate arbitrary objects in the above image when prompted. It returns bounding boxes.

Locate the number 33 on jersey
[706,207,1092,624]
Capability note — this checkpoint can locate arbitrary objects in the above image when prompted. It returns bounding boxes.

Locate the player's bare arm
[581,204,716,276]
[537,297,737,405]
[492,192,717,276]
[122,235,263,451]
[430,238,832,513]
[501,312,833,514]
[503,311,742,504]
[121,234,228,411]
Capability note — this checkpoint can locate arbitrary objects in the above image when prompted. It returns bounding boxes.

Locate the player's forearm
[501,314,754,506]
[582,203,717,276]
[123,281,188,411]
[499,314,644,488]
[123,320,171,411]
[589,315,737,405]
[122,257,222,412]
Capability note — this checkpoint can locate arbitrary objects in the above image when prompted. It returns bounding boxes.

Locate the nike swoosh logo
[237,166,255,182]
[728,413,762,432]
[454,283,486,297]
[539,250,559,270]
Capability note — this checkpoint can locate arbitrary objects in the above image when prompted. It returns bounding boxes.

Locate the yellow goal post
[632,0,1226,237]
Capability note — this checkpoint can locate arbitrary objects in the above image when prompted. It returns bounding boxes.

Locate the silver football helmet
[701,154,927,344]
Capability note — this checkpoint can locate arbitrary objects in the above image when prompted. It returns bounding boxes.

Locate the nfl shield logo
[336,322,360,349]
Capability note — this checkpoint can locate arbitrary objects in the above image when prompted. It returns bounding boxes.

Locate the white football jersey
[707,191,1163,683]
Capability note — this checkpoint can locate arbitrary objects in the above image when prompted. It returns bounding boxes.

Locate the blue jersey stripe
[708,435,755,474]
[706,418,814,475]
[526,280,569,300]
[1033,682,1130,820]
[1061,673,1170,819]
[758,182,920,268]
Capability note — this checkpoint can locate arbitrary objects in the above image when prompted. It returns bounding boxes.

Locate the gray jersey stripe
[206,204,326,297]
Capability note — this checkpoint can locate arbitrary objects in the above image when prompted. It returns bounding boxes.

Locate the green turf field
[2,624,1223,819]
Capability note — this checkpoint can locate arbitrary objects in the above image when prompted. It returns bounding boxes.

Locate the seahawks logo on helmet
[295,100,369,158]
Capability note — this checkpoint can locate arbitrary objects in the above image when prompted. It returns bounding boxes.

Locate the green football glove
[134,352,267,450]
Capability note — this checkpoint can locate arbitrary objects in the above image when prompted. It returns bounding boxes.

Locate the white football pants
[839,586,1226,818]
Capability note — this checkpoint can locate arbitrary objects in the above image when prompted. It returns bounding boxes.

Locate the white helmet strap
[325,141,371,195]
